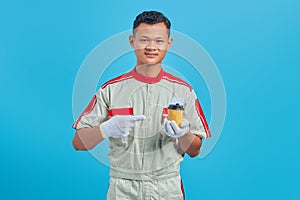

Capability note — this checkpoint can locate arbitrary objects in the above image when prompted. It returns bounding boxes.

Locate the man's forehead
[134,23,169,37]
[134,27,169,37]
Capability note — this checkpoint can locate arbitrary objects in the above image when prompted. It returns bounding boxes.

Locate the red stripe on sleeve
[180,179,185,200]
[107,108,133,118]
[72,95,97,129]
[195,99,211,138]
[162,107,168,120]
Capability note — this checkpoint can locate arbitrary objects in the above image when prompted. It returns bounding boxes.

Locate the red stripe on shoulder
[72,95,97,129]
[162,71,193,91]
[195,98,211,138]
[101,72,133,89]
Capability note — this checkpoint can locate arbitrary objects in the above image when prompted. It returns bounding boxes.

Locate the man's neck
[135,64,162,77]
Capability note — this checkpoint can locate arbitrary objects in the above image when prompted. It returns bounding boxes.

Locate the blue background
[1,0,299,199]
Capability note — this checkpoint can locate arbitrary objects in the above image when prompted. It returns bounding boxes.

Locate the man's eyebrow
[139,35,165,39]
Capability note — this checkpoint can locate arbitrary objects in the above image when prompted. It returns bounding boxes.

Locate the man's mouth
[145,52,159,58]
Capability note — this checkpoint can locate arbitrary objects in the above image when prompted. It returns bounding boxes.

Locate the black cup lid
[168,103,184,110]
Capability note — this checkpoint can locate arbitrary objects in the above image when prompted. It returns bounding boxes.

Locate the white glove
[163,119,190,138]
[100,115,145,138]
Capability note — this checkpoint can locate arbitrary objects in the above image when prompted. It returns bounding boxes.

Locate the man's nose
[145,40,158,50]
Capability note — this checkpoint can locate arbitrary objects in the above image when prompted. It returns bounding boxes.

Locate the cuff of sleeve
[190,130,209,139]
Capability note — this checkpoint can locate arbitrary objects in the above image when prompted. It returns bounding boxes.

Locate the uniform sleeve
[184,89,211,139]
[72,88,109,130]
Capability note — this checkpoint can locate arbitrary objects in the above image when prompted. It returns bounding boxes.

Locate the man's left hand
[163,119,190,138]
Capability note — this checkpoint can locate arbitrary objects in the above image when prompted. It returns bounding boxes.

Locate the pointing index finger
[130,115,146,122]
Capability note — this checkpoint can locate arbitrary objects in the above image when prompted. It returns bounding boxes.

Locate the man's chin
[137,59,162,67]
[144,62,161,67]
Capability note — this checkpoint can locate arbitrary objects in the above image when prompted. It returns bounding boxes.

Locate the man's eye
[140,39,148,42]
[156,40,164,43]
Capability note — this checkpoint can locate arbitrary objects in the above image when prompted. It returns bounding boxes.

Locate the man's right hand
[99,115,146,138]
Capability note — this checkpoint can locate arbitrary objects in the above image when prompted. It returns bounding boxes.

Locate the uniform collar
[130,67,164,84]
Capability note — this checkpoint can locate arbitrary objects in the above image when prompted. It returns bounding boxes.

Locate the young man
[72,11,210,200]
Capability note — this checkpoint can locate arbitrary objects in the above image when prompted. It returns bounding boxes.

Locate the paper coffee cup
[167,103,184,126]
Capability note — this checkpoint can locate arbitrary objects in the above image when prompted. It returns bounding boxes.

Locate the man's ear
[167,37,173,50]
[129,35,134,48]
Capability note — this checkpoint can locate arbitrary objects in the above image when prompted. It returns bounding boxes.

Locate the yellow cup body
[168,109,183,127]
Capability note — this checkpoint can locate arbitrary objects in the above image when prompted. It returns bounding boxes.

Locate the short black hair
[133,11,171,31]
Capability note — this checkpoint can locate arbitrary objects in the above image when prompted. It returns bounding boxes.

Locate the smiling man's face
[130,22,173,66]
